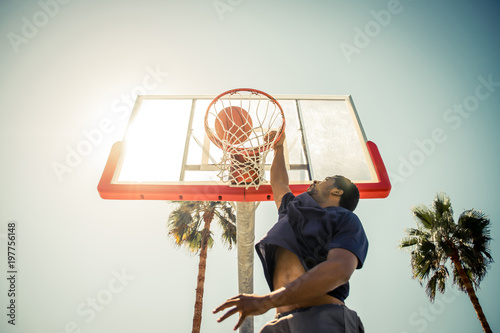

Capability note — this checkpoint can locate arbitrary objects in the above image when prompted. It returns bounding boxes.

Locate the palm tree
[168,201,237,333]
[400,193,493,333]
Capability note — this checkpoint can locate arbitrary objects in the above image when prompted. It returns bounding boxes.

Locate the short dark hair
[332,175,359,211]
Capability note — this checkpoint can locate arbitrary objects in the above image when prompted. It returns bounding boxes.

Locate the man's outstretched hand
[264,130,285,149]
[213,294,274,331]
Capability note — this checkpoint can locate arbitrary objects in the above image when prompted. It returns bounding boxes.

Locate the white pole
[236,201,256,333]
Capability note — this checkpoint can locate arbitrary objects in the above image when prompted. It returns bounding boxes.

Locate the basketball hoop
[205,88,285,189]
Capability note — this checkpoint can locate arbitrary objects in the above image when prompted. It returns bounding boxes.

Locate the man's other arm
[213,248,358,330]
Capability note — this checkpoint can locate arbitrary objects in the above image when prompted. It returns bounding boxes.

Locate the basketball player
[214,132,368,332]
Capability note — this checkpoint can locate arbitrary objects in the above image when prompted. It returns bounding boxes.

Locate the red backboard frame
[98,140,391,202]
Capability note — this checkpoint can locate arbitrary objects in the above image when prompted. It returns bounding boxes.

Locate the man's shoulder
[277,192,296,213]
[325,206,362,225]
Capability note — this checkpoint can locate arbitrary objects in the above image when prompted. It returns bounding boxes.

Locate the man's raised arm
[269,132,290,209]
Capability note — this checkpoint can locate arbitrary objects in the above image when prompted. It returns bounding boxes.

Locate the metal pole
[236,201,256,333]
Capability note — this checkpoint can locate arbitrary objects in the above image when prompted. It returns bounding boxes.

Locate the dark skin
[213,132,359,331]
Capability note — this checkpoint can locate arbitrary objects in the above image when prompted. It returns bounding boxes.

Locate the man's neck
[315,197,340,209]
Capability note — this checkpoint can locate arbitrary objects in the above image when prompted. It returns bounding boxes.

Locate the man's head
[307,175,359,211]
[331,175,359,211]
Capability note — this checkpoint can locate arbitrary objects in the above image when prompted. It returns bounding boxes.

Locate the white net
[205,89,285,189]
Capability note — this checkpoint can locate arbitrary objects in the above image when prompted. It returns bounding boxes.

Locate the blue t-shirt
[255,192,368,303]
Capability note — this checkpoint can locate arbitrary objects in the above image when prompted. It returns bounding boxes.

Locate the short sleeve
[328,212,368,269]
[278,192,295,217]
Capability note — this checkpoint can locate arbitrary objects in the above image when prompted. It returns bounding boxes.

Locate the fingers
[213,299,237,314]
[213,294,243,314]
[264,130,277,143]
[216,307,239,323]
[213,294,261,330]
[220,306,247,331]
[227,294,242,300]
[264,130,286,150]
[234,314,246,331]
[213,295,247,330]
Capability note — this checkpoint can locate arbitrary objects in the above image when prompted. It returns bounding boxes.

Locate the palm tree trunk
[191,212,213,333]
[450,252,492,333]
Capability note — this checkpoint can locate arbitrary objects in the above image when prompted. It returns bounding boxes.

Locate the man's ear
[331,188,344,196]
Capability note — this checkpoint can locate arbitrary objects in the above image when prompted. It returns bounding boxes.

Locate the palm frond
[411,238,440,281]
[458,210,492,247]
[426,272,437,300]
[401,226,431,252]
[399,236,419,249]
[411,205,435,229]
[213,202,237,250]
[455,209,494,284]
[411,205,434,229]
[433,192,453,219]
[406,228,429,238]
[425,266,448,302]
[207,233,215,249]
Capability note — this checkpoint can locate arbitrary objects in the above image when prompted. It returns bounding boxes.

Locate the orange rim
[205,88,286,155]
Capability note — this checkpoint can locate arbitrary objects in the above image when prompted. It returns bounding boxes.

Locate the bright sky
[0,0,499,332]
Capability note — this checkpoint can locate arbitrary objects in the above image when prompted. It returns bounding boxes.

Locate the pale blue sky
[1,0,499,332]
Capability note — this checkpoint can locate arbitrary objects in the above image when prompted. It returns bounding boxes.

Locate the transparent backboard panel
[299,100,373,182]
[99,94,391,201]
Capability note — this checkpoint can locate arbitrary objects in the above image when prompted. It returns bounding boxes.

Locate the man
[214,132,368,332]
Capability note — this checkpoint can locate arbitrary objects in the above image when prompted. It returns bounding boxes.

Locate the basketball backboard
[98,93,391,201]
